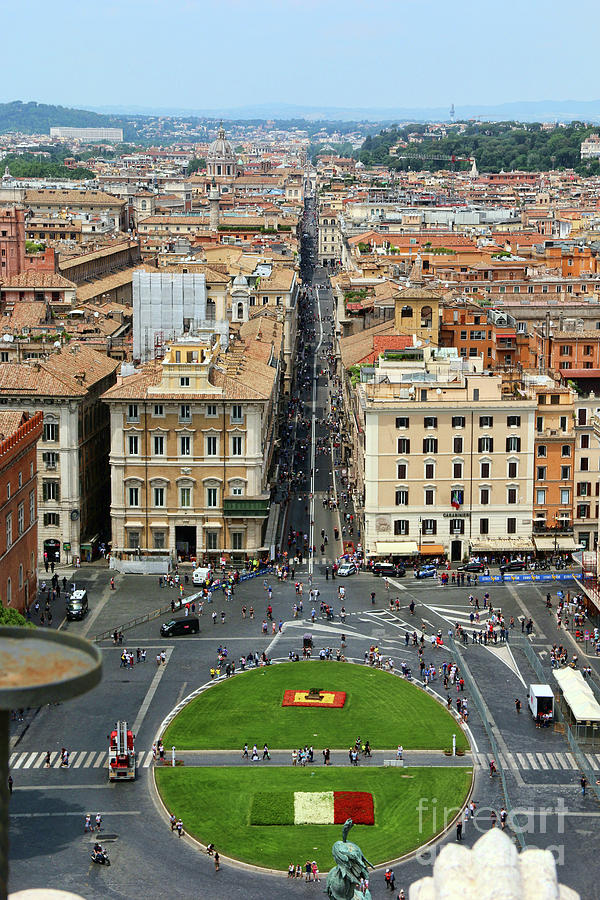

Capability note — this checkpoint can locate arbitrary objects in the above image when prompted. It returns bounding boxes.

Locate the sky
[3,0,599,114]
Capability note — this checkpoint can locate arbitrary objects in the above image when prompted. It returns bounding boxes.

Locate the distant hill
[0,101,135,138]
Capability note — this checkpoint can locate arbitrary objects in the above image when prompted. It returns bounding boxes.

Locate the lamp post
[418,516,422,557]
[0,628,101,899]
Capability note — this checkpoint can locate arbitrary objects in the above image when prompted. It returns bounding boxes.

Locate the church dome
[207,124,235,162]
[233,272,248,288]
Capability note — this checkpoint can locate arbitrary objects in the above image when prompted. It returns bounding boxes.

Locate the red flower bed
[282,690,346,708]
[333,791,374,825]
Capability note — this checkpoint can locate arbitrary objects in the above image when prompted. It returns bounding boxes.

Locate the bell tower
[394,283,443,344]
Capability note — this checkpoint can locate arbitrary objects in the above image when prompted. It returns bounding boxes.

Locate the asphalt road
[8,216,599,899]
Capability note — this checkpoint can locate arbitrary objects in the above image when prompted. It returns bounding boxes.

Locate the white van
[192,567,212,586]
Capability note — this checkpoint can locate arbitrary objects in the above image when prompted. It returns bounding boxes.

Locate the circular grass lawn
[163,661,469,751]
[155,765,473,871]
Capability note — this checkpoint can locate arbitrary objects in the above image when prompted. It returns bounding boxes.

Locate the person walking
[214,851,220,871]
[7,775,13,795]
[176,818,183,837]
[456,819,463,841]
[581,774,587,796]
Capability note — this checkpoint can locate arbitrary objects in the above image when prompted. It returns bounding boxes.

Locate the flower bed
[248,790,374,825]
[250,792,294,825]
[282,690,346,708]
[294,791,334,824]
[333,791,374,825]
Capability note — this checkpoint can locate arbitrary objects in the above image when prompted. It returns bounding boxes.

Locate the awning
[533,536,583,552]
[374,541,418,556]
[419,544,445,556]
[553,668,600,723]
[469,537,535,552]
[497,331,517,339]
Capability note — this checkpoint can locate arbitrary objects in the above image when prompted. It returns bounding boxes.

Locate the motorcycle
[91,849,110,866]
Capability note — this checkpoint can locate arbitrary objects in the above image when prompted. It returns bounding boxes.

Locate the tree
[0,606,33,628]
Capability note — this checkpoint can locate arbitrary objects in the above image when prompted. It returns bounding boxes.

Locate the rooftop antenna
[450,103,455,123]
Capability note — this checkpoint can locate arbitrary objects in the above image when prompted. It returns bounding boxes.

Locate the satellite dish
[2,334,14,342]
[53,341,61,348]
[436,388,442,395]
[93,311,99,318]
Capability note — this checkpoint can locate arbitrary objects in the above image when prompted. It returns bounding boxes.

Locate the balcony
[223,497,270,518]
[532,522,573,535]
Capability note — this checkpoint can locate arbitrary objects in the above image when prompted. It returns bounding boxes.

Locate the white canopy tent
[553,668,600,723]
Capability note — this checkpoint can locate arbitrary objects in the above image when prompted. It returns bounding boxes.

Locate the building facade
[0,411,43,611]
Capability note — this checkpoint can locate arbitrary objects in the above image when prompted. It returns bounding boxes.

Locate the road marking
[143,751,154,768]
[546,753,560,769]
[93,752,106,768]
[73,752,87,769]
[22,752,38,769]
[504,752,517,769]
[516,752,529,769]
[526,752,538,769]
[131,647,173,735]
[585,753,597,769]
[555,753,570,769]
[12,753,28,769]
[536,752,549,769]
[565,754,578,770]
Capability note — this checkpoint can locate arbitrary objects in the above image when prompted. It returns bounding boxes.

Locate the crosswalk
[9,750,156,770]
[477,750,597,772]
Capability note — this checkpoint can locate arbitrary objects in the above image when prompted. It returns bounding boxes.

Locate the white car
[337,562,357,576]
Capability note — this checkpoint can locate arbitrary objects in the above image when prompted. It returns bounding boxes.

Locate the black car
[499,560,526,573]
[457,561,486,573]
[371,562,406,578]
[160,617,200,637]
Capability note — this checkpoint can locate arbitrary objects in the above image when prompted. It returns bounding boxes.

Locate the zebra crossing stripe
[565,754,578,770]
[516,753,529,769]
[12,753,28,769]
[504,753,517,770]
[73,752,86,768]
[585,753,597,770]
[555,753,570,769]
[93,752,107,768]
[49,751,59,767]
[546,753,560,769]
[22,752,38,769]
[536,753,549,770]
[143,751,154,768]
[526,752,538,769]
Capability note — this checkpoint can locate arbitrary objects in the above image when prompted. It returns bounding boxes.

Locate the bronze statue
[326,818,373,900]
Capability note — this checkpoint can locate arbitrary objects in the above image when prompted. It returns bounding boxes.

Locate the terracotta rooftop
[3,272,76,290]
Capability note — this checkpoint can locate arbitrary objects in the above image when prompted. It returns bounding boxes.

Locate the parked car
[160,617,200,637]
[66,589,88,621]
[337,563,357,577]
[371,562,406,578]
[414,564,437,579]
[457,560,486,573]
[500,559,526,573]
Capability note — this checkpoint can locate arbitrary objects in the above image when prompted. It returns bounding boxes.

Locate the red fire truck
[108,721,136,780]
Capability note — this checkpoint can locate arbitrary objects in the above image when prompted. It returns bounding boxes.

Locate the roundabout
[154,661,472,872]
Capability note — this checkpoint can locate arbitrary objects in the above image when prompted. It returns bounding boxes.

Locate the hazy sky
[3,0,598,112]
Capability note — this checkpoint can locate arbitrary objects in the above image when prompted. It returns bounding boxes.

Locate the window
[180,487,191,507]
[423,438,438,453]
[507,517,516,534]
[581,434,590,449]
[577,504,590,519]
[453,462,463,479]
[539,395,546,405]
[179,404,191,423]
[128,434,139,455]
[538,445,547,458]
[536,416,544,433]
[42,451,58,469]
[536,466,547,481]
[561,444,571,457]
[449,518,464,535]
[153,487,165,507]
[425,489,435,505]
[180,435,191,456]
[395,489,408,506]
[231,532,244,551]
[42,481,59,501]
[506,436,521,452]
[154,404,164,417]
[6,578,10,606]
[460,330,467,340]
[394,519,409,536]
[128,486,139,507]
[480,488,490,505]
[425,463,434,480]
[43,512,60,526]
[560,417,568,433]
[560,488,570,505]
[231,436,243,456]
[453,436,463,453]
[480,518,489,535]
[397,438,410,454]
[397,463,407,479]
[17,502,24,535]
[536,488,547,505]
[126,403,139,422]
[578,408,588,426]
[452,416,465,428]
[580,458,589,472]
[18,564,23,590]
[18,472,22,488]
[507,487,517,504]
[561,465,572,479]
[207,404,218,417]
[578,482,591,497]
[424,416,437,429]
[479,416,493,427]
[508,461,518,478]
[206,530,218,550]
[422,519,437,535]
[231,405,243,423]
[480,461,490,478]
[395,417,409,429]
[5,513,12,550]
[231,485,244,496]
[478,437,493,453]
[43,422,59,442]
[559,345,571,357]
[153,531,166,550]
[180,376,190,387]
[153,435,165,456]
[29,490,35,524]
[127,531,140,549]
[207,487,218,508]
[507,415,521,427]
[206,435,217,456]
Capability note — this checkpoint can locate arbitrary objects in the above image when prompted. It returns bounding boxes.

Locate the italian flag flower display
[251,791,374,825]
[282,690,346,708]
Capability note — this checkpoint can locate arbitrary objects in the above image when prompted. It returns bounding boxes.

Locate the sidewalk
[170,749,472,768]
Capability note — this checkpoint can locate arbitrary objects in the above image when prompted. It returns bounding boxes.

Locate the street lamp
[418,516,422,556]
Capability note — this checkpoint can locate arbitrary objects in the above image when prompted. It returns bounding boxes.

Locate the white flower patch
[294,791,334,824]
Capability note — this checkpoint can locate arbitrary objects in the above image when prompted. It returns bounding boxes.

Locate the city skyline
[3,0,599,113]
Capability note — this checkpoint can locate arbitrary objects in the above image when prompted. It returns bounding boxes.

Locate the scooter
[91,849,110,866]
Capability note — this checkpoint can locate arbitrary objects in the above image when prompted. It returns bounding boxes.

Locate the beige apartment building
[102,322,282,565]
[354,352,537,562]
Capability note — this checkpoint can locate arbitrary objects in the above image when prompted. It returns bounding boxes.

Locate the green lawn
[163,662,468,751]
[155,766,472,870]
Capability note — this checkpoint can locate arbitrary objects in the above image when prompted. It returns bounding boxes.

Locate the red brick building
[0,411,43,611]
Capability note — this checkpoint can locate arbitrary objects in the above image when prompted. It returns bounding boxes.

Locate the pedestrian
[44,750,51,768]
[581,774,587,796]
[456,820,462,841]
[95,813,102,831]
[84,814,92,832]
[214,851,220,871]
[389,869,395,891]
[500,807,507,830]
[170,813,177,831]
[7,775,13,795]
[176,818,183,837]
